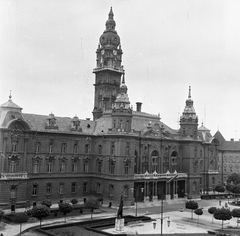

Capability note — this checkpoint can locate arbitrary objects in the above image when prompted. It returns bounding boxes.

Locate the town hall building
[0,8,219,210]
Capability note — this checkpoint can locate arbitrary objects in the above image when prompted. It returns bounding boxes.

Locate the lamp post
[159,174,178,236]
[131,185,144,217]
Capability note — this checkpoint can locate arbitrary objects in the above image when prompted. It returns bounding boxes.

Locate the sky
[0,0,240,141]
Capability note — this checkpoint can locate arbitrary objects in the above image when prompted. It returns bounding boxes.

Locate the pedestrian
[219,200,221,206]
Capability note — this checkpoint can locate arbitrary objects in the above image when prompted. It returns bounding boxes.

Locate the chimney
[136,102,142,112]
[86,118,90,121]
[231,138,234,141]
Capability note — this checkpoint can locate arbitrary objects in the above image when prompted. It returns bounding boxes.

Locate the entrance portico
[134,171,187,202]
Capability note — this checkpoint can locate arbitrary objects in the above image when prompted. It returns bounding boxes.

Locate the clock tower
[180,86,199,139]
[92,7,124,120]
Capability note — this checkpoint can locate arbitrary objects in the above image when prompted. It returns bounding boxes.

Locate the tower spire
[109,7,114,20]
[122,66,125,84]
[188,86,191,99]
[9,90,12,100]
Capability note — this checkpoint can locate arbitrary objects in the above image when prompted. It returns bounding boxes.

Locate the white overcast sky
[0,0,240,141]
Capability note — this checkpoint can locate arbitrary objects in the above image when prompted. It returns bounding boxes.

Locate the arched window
[151,150,159,173]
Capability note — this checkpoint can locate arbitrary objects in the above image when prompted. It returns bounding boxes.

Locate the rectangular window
[83,182,87,193]
[97,161,102,173]
[49,145,53,153]
[84,161,89,172]
[98,145,102,155]
[126,143,130,156]
[47,163,53,173]
[96,182,100,193]
[32,184,38,196]
[59,162,65,173]
[35,143,40,153]
[46,183,52,195]
[10,162,16,173]
[33,161,39,173]
[109,184,114,196]
[59,183,64,194]
[72,162,77,172]
[110,142,115,155]
[61,144,66,154]
[123,185,128,197]
[12,142,17,152]
[109,162,115,174]
[85,144,89,154]
[124,163,129,175]
[71,182,76,193]
[74,144,79,154]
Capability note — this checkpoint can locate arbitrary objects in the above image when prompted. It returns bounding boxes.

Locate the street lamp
[131,186,144,217]
[159,175,178,236]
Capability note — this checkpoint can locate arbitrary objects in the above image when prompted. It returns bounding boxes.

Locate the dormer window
[71,115,82,131]
[46,113,58,129]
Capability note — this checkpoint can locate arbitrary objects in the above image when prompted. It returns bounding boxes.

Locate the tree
[84,197,100,219]
[231,184,240,196]
[208,206,217,223]
[225,183,234,192]
[185,200,199,219]
[31,205,50,228]
[12,213,28,236]
[226,173,240,185]
[59,203,72,223]
[41,199,52,208]
[231,208,240,227]
[213,207,232,230]
[194,208,203,226]
[214,185,225,194]
[70,198,78,205]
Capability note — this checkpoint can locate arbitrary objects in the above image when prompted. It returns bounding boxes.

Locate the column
[153,181,158,201]
[2,136,8,173]
[23,137,29,172]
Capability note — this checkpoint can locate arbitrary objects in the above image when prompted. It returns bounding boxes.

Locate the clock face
[113,50,117,56]
[101,50,105,55]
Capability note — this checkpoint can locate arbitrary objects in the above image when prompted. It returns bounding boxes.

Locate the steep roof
[23,113,96,135]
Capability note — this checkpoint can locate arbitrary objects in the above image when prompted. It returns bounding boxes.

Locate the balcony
[134,171,187,180]
[1,172,28,180]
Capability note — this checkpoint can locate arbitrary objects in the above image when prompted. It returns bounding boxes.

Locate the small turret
[111,72,132,133]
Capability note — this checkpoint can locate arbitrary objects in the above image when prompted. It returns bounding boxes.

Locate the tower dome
[99,7,120,48]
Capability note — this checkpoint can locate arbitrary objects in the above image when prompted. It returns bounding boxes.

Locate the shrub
[214,185,225,194]
[70,198,78,205]
[41,200,52,208]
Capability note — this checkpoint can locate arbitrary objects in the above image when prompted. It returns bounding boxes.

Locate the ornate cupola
[180,86,198,139]
[111,72,133,133]
[92,7,124,120]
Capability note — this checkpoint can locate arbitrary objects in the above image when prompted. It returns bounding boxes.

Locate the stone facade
[214,131,240,184]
